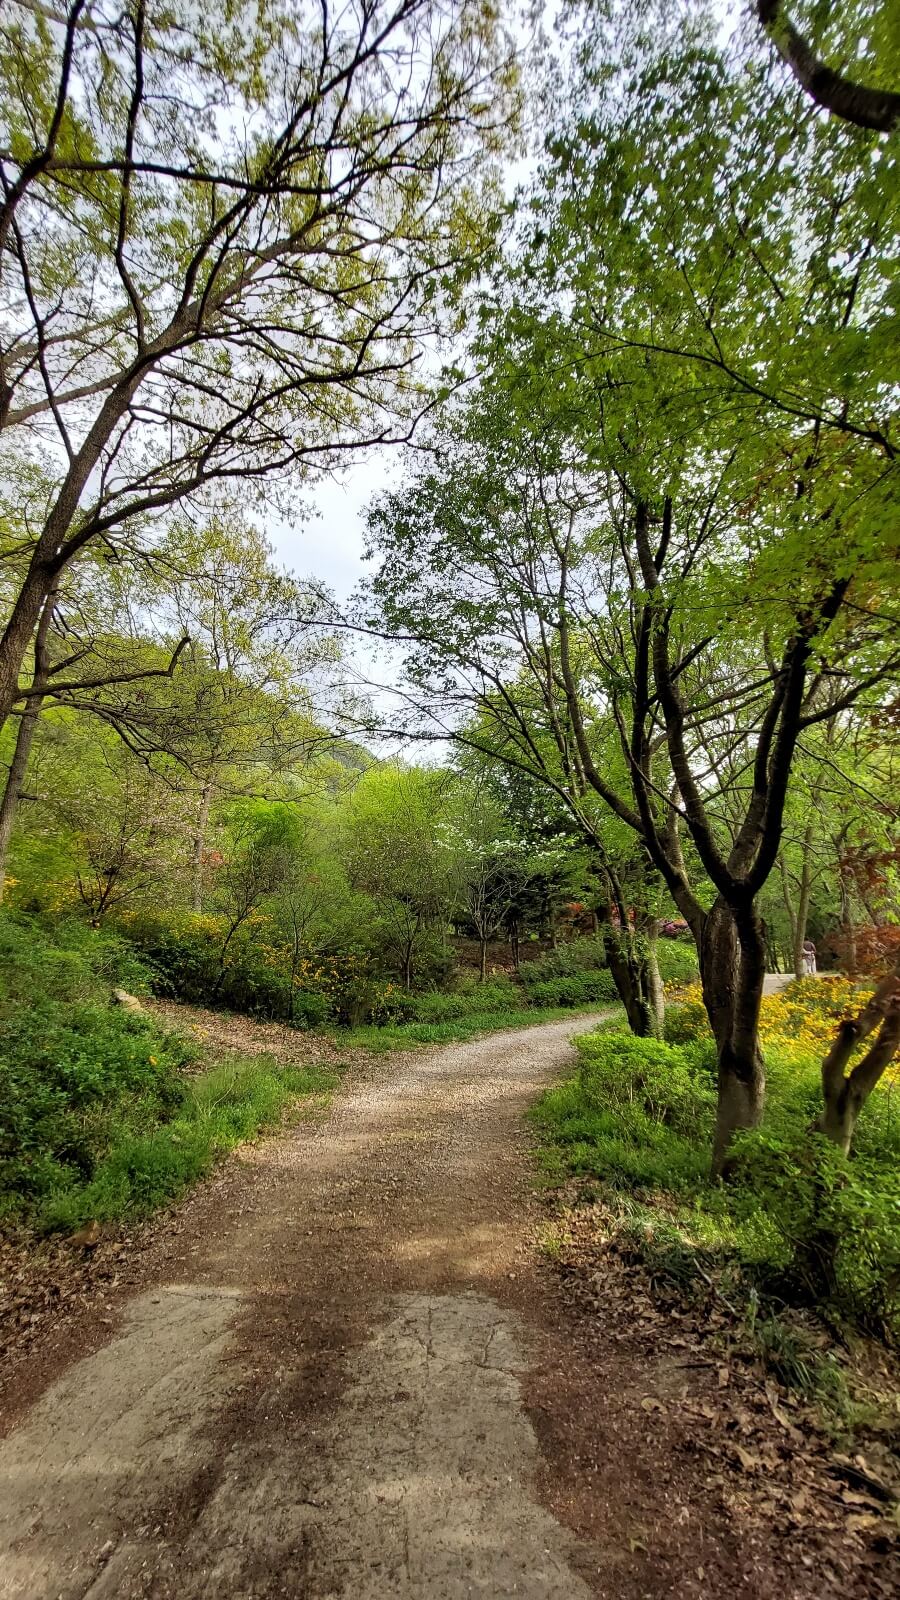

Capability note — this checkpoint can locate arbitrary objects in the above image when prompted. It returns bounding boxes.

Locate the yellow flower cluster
[671,976,889,1075]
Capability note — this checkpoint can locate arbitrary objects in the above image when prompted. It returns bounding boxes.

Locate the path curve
[0,1013,612,1600]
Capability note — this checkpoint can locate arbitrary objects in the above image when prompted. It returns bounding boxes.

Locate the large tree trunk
[699,899,767,1177]
[479,936,487,981]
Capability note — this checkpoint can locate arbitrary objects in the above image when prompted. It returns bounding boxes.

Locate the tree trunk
[0,580,58,900]
[778,853,796,970]
[839,866,857,974]
[816,974,900,1155]
[817,1087,862,1157]
[479,937,487,981]
[287,939,300,1023]
[597,908,655,1037]
[792,822,814,979]
[699,898,766,1177]
[0,371,147,737]
[0,695,41,902]
[645,927,665,1038]
[191,780,214,913]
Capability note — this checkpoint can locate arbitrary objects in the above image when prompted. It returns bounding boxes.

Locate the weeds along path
[0,1013,614,1600]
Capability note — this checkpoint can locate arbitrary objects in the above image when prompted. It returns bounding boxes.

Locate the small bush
[531,1030,715,1193]
[655,939,699,984]
[519,938,609,984]
[288,991,330,1029]
[525,971,619,1008]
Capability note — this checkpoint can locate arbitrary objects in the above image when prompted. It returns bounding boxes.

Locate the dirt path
[0,1015,608,1600]
[2,1009,892,1600]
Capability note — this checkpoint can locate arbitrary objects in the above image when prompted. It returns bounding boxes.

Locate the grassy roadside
[34,1001,614,1232]
[529,1002,900,1453]
[3,911,618,1238]
[36,1053,339,1234]
[335,1002,621,1051]
[0,915,342,1236]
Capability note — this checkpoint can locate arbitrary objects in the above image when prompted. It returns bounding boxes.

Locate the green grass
[336,1002,621,1051]
[0,911,341,1234]
[530,1021,900,1342]
[35,1054,338,1233]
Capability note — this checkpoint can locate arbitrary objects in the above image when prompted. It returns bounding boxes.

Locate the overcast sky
[265,447,397,606]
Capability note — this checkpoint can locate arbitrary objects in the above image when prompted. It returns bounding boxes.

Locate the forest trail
[0,1014,612,1600]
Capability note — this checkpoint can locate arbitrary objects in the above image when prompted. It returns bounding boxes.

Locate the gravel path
[0,1014,611,1600]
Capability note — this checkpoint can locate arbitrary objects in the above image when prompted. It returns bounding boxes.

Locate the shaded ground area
[147,996,353,1068]
[0,1009,895,1599]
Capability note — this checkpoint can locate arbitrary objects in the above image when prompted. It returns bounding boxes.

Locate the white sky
[266,447,397,606]
[265,449,419,755]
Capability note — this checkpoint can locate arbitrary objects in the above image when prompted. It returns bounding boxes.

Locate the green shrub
[0,913,150,1009]
[531,1030,715,1193]
[664,989,711,1043]
[520,937,608,984]
[655,939,699,984]
[730,1129,900,1336]
[117,909,441,1027]
[575,1029,716,1137]
[0,912,197,1220]
[404,979,522,1022]
[116,910,222,1002]
[532,1079,710,1190]
[288,990,331,1029]
[0,911,339,1231]
[525,971,619,1008]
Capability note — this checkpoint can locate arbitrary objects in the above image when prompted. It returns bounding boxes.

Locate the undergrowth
[0,912,337,1232]
[338,1000,620,1051]
[531,1004,900,1350]
[38,1054,337,1233]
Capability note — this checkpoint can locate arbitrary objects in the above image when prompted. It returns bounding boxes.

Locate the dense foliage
[366,0,900,1167]
[0,914,337,1230]
[533,985,900,1339]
